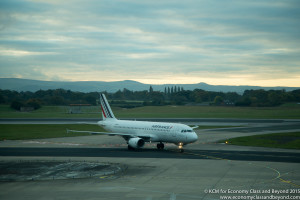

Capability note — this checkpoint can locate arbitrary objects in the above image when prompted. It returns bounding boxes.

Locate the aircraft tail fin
[100,93,116,120]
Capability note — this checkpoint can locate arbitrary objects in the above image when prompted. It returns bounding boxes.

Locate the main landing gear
[157,142,164,150]
[128,145,135,151]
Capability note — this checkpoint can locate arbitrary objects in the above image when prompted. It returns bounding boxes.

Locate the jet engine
[128,137,145,149]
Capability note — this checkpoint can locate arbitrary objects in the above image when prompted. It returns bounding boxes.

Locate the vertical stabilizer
[100,94,116,120]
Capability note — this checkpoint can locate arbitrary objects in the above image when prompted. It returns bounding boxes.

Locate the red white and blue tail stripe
[100,94,116,120]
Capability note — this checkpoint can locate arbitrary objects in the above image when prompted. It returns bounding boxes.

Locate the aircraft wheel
[157,143,164,150]
[128,145,135,151]
[157,143,161,149]
[180,149,184,153]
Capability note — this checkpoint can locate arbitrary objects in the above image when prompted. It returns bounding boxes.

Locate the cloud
[0,0,299,86]
[0,48,57,56]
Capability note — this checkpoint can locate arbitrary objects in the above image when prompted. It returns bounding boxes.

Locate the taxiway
[0,118,299,200]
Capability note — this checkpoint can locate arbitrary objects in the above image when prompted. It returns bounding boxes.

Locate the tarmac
[0,119,300,200]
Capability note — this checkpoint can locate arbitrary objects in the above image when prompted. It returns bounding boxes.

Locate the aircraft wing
[67,129,131,136]
[66,129,152,140]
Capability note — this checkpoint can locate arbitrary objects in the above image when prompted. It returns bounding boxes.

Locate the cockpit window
[181,130,193,133]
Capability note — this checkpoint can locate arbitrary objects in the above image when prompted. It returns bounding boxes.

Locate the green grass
[0,105,102,118]
[0,124,106,140]
[114,105,300,119]
[223,132,300,149]
[1,104,300,119]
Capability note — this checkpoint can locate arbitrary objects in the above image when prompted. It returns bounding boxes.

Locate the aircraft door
[171,127,177,138]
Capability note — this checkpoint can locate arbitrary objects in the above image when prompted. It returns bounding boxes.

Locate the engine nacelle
[128,137,145,149]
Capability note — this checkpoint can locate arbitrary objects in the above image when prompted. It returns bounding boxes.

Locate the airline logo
[152,125,173,129]
[100,94,115,119]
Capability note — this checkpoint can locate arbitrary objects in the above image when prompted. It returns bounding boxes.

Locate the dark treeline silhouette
[1,86,300,110]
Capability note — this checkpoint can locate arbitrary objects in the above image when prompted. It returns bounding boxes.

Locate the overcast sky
[0,0,300,86]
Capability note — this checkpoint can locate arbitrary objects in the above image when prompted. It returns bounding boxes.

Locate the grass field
[223,132,300,150]
[0,124,106,140]
[1,104,300,119]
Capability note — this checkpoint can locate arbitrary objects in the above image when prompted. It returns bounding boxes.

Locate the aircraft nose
[190,132,198,142]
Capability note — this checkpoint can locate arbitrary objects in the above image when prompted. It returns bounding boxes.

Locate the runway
[0,118,300,200]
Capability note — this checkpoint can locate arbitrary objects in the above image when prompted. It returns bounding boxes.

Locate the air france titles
[152,125,173,129]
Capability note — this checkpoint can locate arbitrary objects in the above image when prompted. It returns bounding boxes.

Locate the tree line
[0,87,299,110]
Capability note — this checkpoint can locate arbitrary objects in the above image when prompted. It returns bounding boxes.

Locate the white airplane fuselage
[98,119,198,145]
[68,94,198,152]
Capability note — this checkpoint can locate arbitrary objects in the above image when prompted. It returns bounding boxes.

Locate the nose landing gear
[157,142,185,153]
[178,143,184,153]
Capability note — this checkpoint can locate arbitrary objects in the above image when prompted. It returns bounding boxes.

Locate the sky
[0,0,300,87]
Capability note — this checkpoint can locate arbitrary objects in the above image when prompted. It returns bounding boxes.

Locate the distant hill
[0,78,299,94]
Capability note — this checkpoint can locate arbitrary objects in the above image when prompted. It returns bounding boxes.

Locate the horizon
[1,1,300,87]
[1,77,299,88]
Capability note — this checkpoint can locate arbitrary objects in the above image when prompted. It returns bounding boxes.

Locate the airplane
[67,93,198,152]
